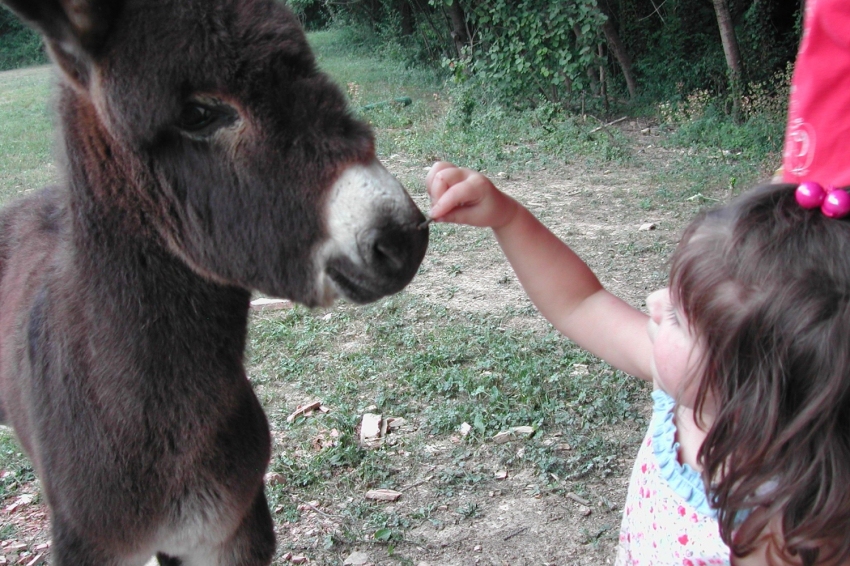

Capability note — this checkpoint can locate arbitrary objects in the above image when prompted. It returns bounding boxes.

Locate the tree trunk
[400,0,414,36]
[599,43,609,113]
[447,0,469,57]
[711,0,743,80]
[711,0,743,120]
[712,0,742,78]
[600,16,636,99]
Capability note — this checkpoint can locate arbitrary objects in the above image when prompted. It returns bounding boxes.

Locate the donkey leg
[179,489,275,566]
[51,527,110,566]
[51,518,137,566]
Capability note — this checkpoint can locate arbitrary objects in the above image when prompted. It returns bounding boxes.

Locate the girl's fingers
[430,178,484,221]
[427,165,467,200]
[425,162,459,203]
[425,161,455,189]
[427,166,479,213]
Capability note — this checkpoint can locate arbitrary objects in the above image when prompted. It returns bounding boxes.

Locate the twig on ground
[503,526,530,541]
[589,116,628,134]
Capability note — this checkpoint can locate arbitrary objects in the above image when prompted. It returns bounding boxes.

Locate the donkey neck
[60,89,163,240]
[55,89,253,364]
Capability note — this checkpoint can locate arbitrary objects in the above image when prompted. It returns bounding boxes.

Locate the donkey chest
[17,276,270,475]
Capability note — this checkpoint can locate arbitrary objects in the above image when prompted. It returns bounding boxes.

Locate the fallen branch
[589,116,627,134]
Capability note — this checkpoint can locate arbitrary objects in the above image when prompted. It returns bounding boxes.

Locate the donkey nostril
[373,233,406,273]
[355,221,428,287]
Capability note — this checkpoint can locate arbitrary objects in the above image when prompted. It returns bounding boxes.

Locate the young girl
[425,163,850,565]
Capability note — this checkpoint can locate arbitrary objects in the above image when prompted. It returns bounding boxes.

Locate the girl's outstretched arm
[427,162,653,380]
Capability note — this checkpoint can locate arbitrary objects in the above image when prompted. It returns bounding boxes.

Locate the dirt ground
[0,120,732,565]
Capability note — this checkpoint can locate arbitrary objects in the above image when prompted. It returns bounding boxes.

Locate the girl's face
[646,288,706,409]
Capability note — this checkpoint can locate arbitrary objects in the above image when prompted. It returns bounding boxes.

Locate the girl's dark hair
[670,184,850,565]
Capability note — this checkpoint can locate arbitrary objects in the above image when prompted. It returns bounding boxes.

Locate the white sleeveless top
[615,390,731,565]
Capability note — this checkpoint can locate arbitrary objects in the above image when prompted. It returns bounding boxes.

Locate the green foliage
[465,0,606,109]
[377,79,630,173]
[309,0,802,122]
[738,0,800,86]
[660,62,791,168]
[621,0,800,107]
[0,7,47,70]
[0,430,34,501]
[285,0,332,31]
[629,0,727,101]
[252,295,646,443]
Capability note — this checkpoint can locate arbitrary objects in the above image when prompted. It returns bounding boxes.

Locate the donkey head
[4,0,428,307]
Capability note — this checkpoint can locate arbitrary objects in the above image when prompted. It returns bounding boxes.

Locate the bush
[0,8,47,70]
[285,0,332,31]
[662,65,791,169]
[466,0,607,111]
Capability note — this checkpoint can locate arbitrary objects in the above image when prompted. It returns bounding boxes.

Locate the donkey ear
[1,0,122,89]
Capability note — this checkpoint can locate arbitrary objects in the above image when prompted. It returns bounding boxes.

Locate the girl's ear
[1,0,123,91]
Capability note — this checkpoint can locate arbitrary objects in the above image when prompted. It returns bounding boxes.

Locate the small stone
[343,551,371,566]
[365,489,402,502]
[639,222,656,231]
[360,413,383,447]
[249,298,292,310]
[492,431,512,444]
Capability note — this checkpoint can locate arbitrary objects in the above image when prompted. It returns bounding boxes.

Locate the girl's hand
[425,162,518,229]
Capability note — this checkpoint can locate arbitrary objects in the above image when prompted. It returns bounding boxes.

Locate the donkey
[0,0,428,564]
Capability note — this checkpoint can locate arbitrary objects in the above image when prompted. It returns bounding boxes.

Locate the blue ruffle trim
[650,389,716,518]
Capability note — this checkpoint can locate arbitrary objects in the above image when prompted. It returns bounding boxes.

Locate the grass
[0,65,54,203]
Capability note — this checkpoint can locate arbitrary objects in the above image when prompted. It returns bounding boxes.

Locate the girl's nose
[646,288,667,325]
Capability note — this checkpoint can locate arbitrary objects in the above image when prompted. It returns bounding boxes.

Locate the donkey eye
[176,101,236,136]
[179,104,214,129]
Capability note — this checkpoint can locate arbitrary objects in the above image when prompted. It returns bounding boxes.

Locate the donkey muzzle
[321,159,428,304]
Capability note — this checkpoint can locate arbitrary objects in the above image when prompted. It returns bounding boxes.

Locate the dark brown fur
[0,1,428,564]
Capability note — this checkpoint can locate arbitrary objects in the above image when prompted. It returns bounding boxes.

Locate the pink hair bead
[795,181,826,209]
[822,188,850,218]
